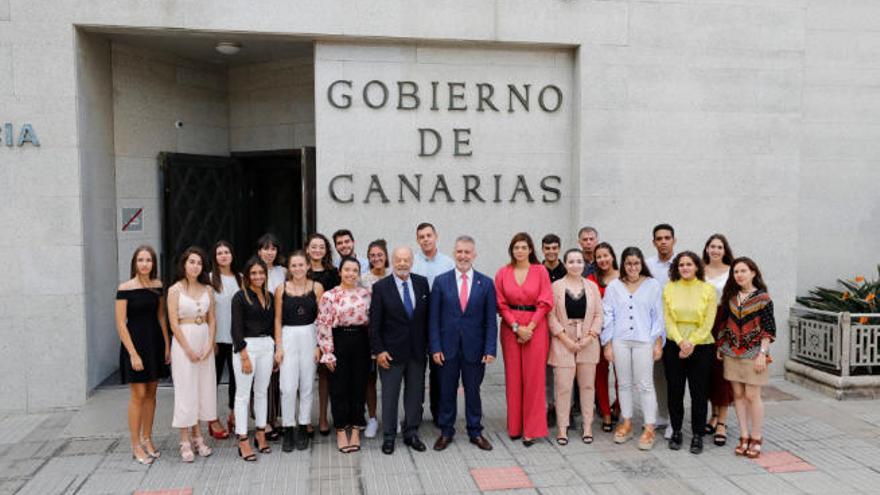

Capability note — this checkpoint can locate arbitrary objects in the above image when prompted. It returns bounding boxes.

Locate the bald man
[369,247,431,454]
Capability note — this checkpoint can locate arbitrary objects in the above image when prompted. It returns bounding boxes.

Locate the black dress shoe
[690,435,703,455]
[523,438,536,447]
[433,436,452,451]
[404,436,427,452]
[668,431,683,450]
[469,435,493,451]
[382,440,395,455]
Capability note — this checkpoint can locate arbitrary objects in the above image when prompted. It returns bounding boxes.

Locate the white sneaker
[663,426,673,439]
[365,417,379,438]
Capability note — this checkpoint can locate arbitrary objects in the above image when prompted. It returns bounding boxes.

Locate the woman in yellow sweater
[662,251,717,455]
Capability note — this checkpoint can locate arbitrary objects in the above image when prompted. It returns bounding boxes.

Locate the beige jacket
[547,277,603,367]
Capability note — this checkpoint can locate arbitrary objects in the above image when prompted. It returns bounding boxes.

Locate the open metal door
[160,152,237,282]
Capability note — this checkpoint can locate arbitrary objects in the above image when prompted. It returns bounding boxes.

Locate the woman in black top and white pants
[275,251,324,451]
[231,257,275,461]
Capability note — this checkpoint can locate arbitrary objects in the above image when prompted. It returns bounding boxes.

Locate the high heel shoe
[140,438,160,459]
[227,415,236,434]
[132,445,154,465]
[179,441,195,463]
[192,435,212,457]
[254,428,272,454]
[238,436,257,462]
[208,420,229,440]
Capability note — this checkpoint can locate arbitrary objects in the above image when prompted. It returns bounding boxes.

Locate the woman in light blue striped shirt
[601,246,665,450]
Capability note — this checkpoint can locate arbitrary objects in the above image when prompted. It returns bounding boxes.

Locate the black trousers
[663,341,714,436]
[429,359,441,422]
[380,355,426,441]
[329,327,371,429]
[214,343,235,411]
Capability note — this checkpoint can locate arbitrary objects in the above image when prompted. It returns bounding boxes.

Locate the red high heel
[208,420,229,440]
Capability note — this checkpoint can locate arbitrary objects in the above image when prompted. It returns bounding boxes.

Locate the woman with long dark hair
[208,240,241,440]
[115,245,169,464]
[717,257,775,459]
[701,234,734,446]
[587,242,621,432]
[317,257,372,453]
[306,233,340,435]
[255,234,286,440]
[168,247,218,462]
[601,247,665,450]
[662,251,717,455]
[495,232,554,446]
[231,257,276,461]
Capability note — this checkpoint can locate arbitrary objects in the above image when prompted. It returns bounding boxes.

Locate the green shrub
[796,265,879,315]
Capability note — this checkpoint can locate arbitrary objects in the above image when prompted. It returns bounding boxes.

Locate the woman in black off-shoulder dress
[115,245,170,465]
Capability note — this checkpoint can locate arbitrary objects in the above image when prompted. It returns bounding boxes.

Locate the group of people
[114,222,776,465]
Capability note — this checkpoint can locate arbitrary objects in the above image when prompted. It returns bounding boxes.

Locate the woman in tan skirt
[715,257,775,459]
[548,249,603,445]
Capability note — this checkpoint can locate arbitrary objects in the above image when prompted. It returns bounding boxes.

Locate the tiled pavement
[3,365,880,494]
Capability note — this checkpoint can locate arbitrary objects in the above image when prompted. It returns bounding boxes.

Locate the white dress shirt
[393,273,416,306]
[646,253,675,287]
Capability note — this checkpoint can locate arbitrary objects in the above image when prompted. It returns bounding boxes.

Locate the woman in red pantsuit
[495,232,554,446]
[587,242,621,432]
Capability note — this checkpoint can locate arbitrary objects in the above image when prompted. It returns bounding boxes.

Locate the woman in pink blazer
[548,249,603,445]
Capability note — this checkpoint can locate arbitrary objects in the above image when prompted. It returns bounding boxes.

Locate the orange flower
[855,276,865,283]
[868,293,877,303]
[858,316,869,324]
[842,292,850,300]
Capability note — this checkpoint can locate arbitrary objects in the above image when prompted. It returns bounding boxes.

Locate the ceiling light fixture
[215,41,242,55]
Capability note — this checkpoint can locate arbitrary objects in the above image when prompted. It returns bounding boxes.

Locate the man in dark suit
[370,246,431,455]
[429,235,498,451]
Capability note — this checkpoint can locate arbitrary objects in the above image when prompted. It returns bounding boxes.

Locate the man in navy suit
[370,247,431,455]
[429,235,498,451]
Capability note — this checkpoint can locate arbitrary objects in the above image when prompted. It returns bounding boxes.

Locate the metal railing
[789,306,880,376]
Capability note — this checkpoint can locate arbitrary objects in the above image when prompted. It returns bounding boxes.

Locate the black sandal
[254,428,272,453]
[704,415,718,435]
[556,436,569,446]
[713,423,727,446]
[238,436,257,462]
[582,435,593,444]
[602,421,613,433]
[265,425,281,442]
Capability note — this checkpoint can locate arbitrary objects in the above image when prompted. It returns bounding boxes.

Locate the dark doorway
[160,148,316,281]
[233,150,312,262]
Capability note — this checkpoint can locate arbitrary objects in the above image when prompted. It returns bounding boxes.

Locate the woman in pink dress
[495,232,554,446]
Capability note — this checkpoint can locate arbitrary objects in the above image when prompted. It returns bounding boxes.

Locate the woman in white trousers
[275,251,325,452]
[601,246,666,451]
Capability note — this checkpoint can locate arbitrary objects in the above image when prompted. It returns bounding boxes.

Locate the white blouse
[267,265,288,293]
[706,271,729,302]
[212,273,240,345]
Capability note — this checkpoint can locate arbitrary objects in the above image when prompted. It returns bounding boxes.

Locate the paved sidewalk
[3,365,880,494]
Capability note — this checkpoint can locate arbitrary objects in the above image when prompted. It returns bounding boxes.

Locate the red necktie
[459,273,469,312]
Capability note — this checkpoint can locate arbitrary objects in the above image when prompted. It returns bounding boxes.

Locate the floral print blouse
[316,286,371,364]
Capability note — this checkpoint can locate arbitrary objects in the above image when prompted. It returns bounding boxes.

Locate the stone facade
[0,0,878,412]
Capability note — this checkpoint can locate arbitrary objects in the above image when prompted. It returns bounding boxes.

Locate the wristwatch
[512,322,520,334]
